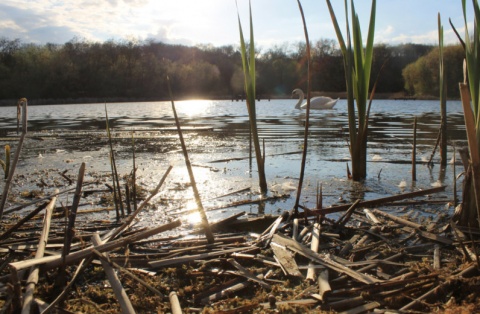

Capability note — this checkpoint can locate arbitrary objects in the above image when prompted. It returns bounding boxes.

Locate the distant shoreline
[0,92,456,107]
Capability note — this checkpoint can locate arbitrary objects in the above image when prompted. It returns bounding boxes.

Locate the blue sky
[0,0,472,49]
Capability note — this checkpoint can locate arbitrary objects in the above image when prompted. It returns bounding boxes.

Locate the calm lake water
[0,99,467,227]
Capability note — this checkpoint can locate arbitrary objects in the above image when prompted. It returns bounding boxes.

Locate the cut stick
[92,234,135,314]
[433,245,441,270]
[292,218,299,241]
[363,209,381,224]
[306,223,321,282]
[21,190,58,314]
[317,268,331,300]
[169,292,182,314]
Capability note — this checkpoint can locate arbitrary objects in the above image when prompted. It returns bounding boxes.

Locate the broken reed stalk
[0,144,10,180]
[55,163,85,290]
[108,165,172,241]
[167,77,214,244]
[62,162,85,258]
[131,131,138,212]
[105,104,125,219]
[453,146,458,206]
[0,98,27,218]
[427,127,441,168]
[92,234,136,314]
[412,116,417,181]
[21,189,58,314]
[293,0,312,216]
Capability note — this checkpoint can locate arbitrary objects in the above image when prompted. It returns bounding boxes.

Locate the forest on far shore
[0,37,465,105]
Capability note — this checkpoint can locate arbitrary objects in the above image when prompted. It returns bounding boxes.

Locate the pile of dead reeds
[0,183,478,313]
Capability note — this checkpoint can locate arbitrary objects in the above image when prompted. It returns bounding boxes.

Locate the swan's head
[292,88,301,98]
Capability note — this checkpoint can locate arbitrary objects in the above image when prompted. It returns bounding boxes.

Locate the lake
[0,98,467,228]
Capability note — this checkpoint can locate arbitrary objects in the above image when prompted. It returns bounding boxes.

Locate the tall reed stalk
[293,0,312,215]
[236,0,267,194]
[326,0,376,181]
[458,0,480,227]
[438,14,448,168]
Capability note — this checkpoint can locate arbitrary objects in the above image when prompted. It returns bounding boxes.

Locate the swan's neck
[295,90,304,109]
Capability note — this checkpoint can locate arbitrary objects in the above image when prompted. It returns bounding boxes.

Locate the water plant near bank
[326,0,376,181]
[236,0,268,194]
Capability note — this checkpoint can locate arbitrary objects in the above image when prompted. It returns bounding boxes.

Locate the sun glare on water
[178,100,212,117]
[185,200,202,226]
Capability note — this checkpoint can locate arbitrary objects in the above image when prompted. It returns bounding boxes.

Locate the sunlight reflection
[178,100,211,117]
[185,200,201,226]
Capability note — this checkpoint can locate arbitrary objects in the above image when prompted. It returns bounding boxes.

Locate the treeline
[0,37,466,105]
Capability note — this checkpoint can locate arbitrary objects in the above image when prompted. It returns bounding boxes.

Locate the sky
[0,0,473,50]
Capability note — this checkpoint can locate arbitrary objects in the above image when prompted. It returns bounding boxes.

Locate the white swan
[292,88,338,110]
